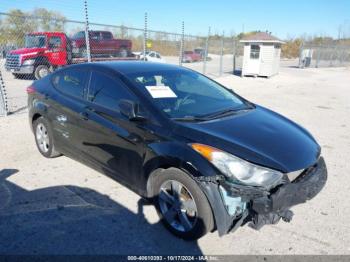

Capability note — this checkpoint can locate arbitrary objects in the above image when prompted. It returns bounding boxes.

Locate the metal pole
[202,27,210,75]
[179,21,184,66]
[316,44,321,68]
[0,70,8,116]
[219,31,224,76]
[143,12,147,61]
[232,37,236,74]
[84,0,91,62]
[298,41,304,68]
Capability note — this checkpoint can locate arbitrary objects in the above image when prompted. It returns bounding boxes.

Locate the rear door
[78,69,146,186]
[50,67,91,158]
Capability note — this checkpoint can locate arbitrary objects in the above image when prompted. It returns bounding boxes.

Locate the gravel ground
[0,65,350,255]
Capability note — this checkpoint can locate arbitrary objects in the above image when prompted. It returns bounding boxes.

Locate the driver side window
[88,71,135,112]
[48,36,62,48]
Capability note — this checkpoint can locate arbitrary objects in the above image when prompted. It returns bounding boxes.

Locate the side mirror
[119,99,147,121]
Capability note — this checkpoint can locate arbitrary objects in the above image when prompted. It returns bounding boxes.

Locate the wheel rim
[38,67,49,78]
[159,180,198,232]
[36,123,50,153]
[120,49,127,57]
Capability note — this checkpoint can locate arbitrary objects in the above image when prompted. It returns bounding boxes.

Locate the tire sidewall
[33,117,56,158]
[34,65,50,80]
[119,48,128,58]
[151,168,214,240]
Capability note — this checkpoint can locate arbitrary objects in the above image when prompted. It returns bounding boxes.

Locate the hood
[10,47,46,56]
[174,106,320,173]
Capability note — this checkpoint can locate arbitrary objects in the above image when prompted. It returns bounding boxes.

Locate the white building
[240,32,285,77]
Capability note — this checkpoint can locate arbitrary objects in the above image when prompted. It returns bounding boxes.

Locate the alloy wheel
[36,123,50,153]
[158,180,198,232]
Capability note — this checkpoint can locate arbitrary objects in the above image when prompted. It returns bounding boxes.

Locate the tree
[32,8,66,32]
[0,9,37,46]
[0,8,66,47]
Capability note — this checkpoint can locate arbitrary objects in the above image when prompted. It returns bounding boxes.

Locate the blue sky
[1,0,349,39]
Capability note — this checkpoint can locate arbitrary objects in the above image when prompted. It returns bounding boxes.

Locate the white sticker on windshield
[145,86,177,98]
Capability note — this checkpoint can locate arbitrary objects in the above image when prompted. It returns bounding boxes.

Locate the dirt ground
[0,65,350,255]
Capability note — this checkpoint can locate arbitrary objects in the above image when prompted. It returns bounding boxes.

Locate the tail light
[26,85,36,94]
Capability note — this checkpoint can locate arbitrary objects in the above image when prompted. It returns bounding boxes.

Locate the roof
[67,61,188,75]
[240,32,285,44]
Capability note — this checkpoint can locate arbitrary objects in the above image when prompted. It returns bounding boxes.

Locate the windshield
[126,70,249,119]
[25,35,46,48]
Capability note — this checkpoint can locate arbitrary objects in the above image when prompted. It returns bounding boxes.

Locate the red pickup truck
[5,31,134,80]
[71,31,132,58]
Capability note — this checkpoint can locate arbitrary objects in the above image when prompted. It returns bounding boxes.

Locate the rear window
[72,31,85,39]
[52,69,89,99]
[101,32,112,40]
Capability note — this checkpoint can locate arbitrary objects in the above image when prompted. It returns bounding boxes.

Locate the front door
[79,70,146,186]
[247,44,261,75]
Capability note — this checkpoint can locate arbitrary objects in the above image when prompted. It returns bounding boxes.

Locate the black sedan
[27,61,327,240]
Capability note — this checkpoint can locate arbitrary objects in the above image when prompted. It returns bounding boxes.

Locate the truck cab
[5,32,71,80]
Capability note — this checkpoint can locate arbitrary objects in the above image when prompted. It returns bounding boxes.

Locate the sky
[1,0,350,39]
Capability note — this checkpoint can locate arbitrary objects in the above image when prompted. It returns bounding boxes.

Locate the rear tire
[118,48,128,58]
[33,117,61,158]
[150,168,214,240]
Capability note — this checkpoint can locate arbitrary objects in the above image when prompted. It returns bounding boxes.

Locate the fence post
[83,0,91,62]
[298,41,304,68]
[232,37,236,74]
[0,70,8,117]
[179,21,184,66]
[219,31,224,76]
[316,44,321,68]
[202,27,211,75]
[143,12,148,61]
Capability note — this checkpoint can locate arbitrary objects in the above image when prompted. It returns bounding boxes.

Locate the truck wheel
[150,168,214,240]
[80,48,88,58]
[118,48,128,58]
[34,65,50,80]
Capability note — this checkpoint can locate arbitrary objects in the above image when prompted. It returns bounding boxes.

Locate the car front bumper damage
[199,157,327,236]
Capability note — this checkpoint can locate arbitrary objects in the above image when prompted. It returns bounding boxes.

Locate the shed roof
[240,32,285,44]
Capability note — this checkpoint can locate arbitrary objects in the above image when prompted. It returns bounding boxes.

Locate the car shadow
[0,169,203,255]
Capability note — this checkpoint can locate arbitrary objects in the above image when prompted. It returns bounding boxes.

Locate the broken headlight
[191,143,283,189]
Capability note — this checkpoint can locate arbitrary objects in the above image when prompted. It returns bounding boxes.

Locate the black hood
[174,106,321,173]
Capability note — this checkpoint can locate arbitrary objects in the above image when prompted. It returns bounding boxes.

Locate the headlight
[190,143,283,189]
[22,59,35,66]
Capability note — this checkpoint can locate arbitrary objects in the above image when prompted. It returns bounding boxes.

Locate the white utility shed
[240,32,285,77]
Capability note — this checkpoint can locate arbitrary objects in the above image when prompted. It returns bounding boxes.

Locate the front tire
[34,65,50,80]
[151,168,214,240]
[33,117,61,158]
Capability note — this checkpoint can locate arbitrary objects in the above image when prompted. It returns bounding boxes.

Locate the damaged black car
[28,62,327,240]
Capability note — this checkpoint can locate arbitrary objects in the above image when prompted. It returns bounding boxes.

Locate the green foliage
[281,38,303,58]
[0,8,66,47]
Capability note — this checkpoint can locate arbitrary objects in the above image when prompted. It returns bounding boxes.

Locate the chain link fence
[299,43,350,68]
[0,0,349,115]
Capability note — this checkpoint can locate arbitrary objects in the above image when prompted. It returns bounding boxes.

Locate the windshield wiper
[202,107,252,119]
[171,116,209,122]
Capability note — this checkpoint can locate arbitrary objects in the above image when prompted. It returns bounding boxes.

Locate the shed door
[247,44,261,75]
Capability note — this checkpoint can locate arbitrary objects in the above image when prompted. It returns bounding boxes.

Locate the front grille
[5,54,20,69]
